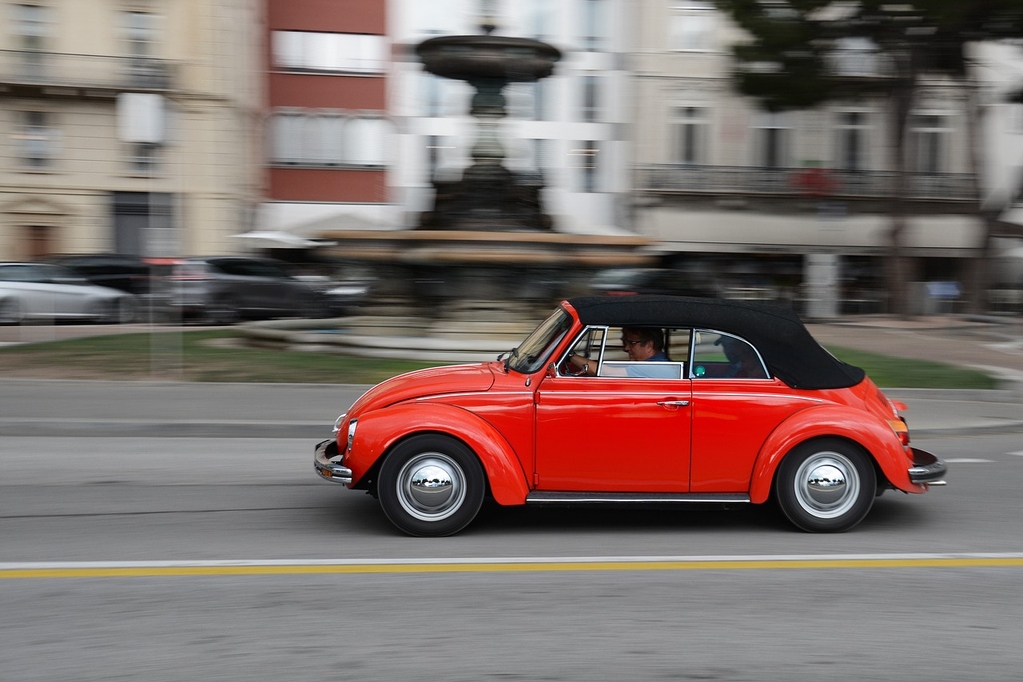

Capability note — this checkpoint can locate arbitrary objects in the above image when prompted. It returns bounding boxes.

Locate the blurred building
[258,0,395,244]
[629,1,1017,316]
[0,0,263,260]
[389,0,634,235]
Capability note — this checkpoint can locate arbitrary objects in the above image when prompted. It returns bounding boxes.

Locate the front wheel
[775,438,876,533]
[377,435,485,537]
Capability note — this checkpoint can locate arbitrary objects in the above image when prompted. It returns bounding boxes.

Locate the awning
[231,231,337,249]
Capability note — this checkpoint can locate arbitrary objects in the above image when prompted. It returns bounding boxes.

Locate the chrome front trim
[314,438,352,486]
[526,492,750,504]
[908,448,948,485]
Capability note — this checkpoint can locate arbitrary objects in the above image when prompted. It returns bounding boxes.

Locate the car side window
[691,330,769,379]
[560,326,689,380]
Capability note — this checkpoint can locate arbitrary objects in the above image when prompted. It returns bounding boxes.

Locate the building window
[526,0,557,40]
[830,37,878,77]
[753,112,790,169]
[13,4,52,79]
[17,111,57,168]
[131,142,160,174]
[580,0,607,51]
[669,2,715,51]
[526,138,551,174]
[269,110,389,167]
[910,114,950,174]
[123,10,158,58]
[573,141,600,192]
[581,75,601,122]
[673,106,708,165]
[272,31,387,75]
[835,111,869,171]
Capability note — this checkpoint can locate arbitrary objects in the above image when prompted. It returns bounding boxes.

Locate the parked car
[168,256,327,324]
[314,295,947,536]
[0,262,138,324]
[589,267,718,298]
[45,253,153,296]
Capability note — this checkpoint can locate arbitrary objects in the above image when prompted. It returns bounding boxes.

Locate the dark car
[46,254,154,296]
[589,267,718,298]
[168,256,327,324]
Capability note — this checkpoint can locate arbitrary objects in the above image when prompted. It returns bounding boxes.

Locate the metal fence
[0,49,174,92]
[637,165,977,203]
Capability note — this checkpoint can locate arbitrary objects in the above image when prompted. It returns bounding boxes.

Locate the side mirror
[547,363,557,378]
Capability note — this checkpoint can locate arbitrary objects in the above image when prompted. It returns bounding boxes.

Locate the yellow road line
[3,556,1023,579]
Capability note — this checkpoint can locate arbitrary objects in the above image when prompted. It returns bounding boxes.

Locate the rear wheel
[377,435,485,537]
[0,299,22,325]
[775,438,876,533]
[206,297,239,325]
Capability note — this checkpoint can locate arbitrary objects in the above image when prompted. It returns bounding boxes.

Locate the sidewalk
[1,315,1021,437]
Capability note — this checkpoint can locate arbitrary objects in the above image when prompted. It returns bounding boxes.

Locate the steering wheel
[561,352,589,376]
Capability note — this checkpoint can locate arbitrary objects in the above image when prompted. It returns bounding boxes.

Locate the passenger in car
[717,336,767,379]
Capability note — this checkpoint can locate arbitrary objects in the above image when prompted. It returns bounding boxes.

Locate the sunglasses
[621,338,644,346]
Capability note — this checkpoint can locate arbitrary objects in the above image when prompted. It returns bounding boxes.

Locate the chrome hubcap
[793,451,859,519]
[396,452,466,522]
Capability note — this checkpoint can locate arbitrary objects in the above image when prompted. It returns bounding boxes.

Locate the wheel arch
[351,402,531,506]
[749,405,908,504]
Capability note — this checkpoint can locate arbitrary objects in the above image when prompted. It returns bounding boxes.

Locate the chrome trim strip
[526,491,750,504]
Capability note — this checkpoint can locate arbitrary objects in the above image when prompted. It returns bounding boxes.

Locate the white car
[0,262,138,325]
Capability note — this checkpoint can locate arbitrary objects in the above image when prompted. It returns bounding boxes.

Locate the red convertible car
[315,295,946,536]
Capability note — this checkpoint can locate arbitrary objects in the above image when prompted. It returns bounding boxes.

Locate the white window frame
[18,110,58,168]
[834,110,871,171]
[909,112,951,175]
[672,106,709,165]
[752,111,791,169]
[271,31,387,75]
[668,2,716,52]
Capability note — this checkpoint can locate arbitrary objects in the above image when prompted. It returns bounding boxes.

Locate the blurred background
[1,0,1022,323]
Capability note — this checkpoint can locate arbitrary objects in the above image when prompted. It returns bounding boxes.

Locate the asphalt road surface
[2,428,1023,681]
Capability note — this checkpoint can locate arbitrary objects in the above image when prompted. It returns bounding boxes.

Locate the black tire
[0,299,21,325]
[115,297,137,324]
[775,438,876,533]
[206,297,239,325]
[377,434,486,537]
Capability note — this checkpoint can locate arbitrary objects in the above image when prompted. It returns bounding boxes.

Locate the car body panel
[534,374,692,491]
[349,402,530,505]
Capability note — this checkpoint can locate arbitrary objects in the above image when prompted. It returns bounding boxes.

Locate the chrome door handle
[657,400,690,407]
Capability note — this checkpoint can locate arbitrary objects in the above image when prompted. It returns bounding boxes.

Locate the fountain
[243,3,653,360]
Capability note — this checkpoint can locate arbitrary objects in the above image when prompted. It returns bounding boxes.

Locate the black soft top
[566,295,865,390]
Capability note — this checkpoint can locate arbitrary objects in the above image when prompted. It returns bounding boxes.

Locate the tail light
[887,418,911,447]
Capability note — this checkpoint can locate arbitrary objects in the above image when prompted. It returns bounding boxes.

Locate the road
[2,426,1023,681]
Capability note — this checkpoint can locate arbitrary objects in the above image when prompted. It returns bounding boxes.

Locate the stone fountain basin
[416,34,561,82]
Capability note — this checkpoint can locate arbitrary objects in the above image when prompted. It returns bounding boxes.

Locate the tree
[715,0,1023,315]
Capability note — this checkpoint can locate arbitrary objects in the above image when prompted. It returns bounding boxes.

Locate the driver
[566,327,668,376]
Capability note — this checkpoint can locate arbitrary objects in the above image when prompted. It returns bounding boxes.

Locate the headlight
[332,413,346,435]
[347,419,358,451]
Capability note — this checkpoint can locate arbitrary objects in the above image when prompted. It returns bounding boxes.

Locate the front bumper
[314,438,352,485]
[908,447,948,486]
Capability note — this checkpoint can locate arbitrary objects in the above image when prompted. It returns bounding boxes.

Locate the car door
[533,327,692,492]
[37,265,95,316]
[0,264,80,318]
[689,330,811,493]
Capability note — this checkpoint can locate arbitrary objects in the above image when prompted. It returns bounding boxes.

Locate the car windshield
[507,307,573,374]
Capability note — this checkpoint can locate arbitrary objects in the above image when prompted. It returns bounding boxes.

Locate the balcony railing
[636,165,978,203]
[0,49,175,94]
